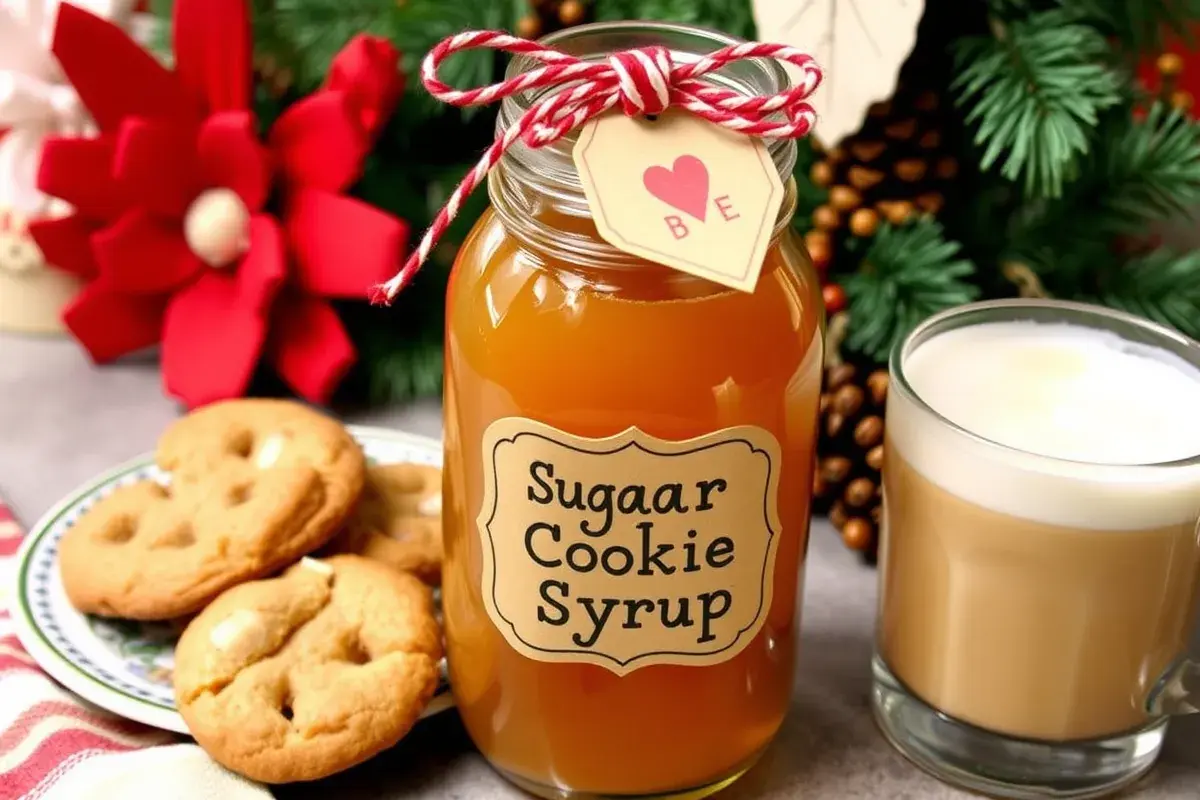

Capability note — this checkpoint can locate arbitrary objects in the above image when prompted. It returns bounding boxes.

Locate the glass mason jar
[441,21,825,799]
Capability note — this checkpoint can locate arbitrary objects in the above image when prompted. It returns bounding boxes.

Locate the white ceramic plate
[9,425,453,734]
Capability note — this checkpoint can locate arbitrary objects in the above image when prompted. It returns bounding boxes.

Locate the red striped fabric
[0,502,23,557]
[0,498,169,800]
[0,732,145,799]
[0,702,153,758]
[0,653,39,677]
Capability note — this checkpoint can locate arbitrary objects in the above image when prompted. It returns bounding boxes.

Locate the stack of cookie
[57,399,446,784]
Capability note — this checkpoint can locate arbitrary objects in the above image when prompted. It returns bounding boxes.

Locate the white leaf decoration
[753,0,926,148]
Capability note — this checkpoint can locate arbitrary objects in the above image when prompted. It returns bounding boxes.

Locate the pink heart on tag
[643,155,710,222]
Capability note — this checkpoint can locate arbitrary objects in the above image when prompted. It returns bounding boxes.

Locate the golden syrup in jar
[440,21,824,800]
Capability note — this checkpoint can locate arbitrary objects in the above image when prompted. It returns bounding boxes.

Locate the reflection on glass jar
[440,21,824,799]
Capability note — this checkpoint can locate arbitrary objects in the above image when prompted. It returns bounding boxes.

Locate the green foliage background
[154,0,1200,403]
[802,0,1200,365]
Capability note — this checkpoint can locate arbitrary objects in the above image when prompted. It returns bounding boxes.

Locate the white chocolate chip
[209,608,268,653]
[418,492,442,518]
[299,557,334,579]
[255,434,285,469]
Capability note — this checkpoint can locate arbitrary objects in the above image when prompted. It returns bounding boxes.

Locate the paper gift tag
[574,109,784,292]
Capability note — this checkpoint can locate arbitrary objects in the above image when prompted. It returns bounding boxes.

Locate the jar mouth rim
[502,20,791,122]
[495,20,798,210]
[537,19,747,48]
[506,20,790,93]
[489,20,801,271]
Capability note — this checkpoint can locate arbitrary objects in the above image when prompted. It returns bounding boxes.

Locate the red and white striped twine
[370,29,823,305]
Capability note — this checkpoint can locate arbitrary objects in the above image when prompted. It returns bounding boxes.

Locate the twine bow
[371,30,823,304]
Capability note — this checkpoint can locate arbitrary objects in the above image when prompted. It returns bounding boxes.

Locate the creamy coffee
[879,321,1200,741]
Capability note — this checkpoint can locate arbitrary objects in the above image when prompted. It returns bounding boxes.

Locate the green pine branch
[361,331,446,404]
[1061,0,1200,52]
[1094,102,1200,223]
[1009,102,1200,282]
[336,251,450,404]
[594,0,756,40]
[269,0,523,118]
[1088,248,1200,338]
[842,220,980,363]
[985,0,1027,13]
[267,0,400,90]
[953,10,1124,199]
[992,104,1200,334]
[990,1,1200,50]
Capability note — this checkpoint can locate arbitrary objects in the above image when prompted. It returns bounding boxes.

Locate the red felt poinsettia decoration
[30,0,407,408]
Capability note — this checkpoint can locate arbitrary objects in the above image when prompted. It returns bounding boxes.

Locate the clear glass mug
[872,299,1200,799]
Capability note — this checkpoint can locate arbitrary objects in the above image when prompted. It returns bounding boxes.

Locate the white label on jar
[478,417,783,676]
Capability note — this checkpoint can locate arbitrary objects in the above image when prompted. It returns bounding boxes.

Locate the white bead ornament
[183,188,251,268]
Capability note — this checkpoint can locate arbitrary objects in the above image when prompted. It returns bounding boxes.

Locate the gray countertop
[2,334,1198,799]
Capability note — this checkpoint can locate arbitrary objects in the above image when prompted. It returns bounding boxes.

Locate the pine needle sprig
[1097,103,1200,224]
[842,220,980,362]
[1088,248,1200,338]
[1063,0,1200,52]
[1008,103,1200,283]
[363,333,446,404]
[269,0,392,88]
[985,0,1040,16]
[595,0,756,40]
[337,253,451,404]
[953,10,1123,199]
[271,0,522,118]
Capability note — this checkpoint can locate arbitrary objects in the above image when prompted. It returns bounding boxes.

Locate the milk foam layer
[889,321,1200,529]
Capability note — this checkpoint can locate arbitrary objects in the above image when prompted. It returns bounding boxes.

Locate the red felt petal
[113,118,200,219]
[285,189,407,299]
[172,0,252,113]
[27,215,99,279]
[267,293,356,404]
[37,137,124,222]
[62,283,166,363]
[53,4,198,133]
[92,210,202,295]
[326,35,403,142]
[269,92,365,192]
[197,112,270,211]
[237,214,287,314]
[162,273,267,408]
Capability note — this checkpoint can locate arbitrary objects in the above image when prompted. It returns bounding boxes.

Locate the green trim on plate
[14,456,175,713]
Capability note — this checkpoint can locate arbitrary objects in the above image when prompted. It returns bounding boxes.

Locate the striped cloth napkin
[0,498,270,800]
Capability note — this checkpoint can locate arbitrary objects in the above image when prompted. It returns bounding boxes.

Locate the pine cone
[802,67,965,331]
[807,80,958,241]
[800,26,961,564]
[813,361,888,563]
